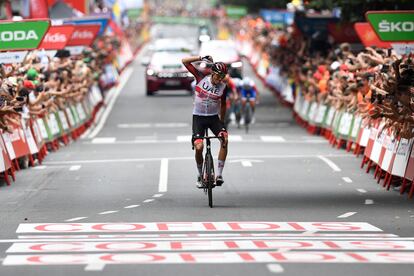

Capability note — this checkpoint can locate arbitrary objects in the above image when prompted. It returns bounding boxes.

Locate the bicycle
[243,97,253,133]
[192,131,225,208]
[224,97,242,129]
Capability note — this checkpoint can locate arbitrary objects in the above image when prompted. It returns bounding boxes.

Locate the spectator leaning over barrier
[231,17,414,139]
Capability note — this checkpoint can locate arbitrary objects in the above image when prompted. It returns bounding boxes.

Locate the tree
[221,0,413,22]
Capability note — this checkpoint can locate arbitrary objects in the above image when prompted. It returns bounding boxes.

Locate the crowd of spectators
[233,17,414,139]
[0,35,122,134]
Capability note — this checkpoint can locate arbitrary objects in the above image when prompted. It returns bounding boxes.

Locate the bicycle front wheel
[205,153,214,208]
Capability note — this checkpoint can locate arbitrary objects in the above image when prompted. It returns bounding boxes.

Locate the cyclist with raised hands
[182,55,229,188]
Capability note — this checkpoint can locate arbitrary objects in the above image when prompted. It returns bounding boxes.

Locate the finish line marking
[4,251,414,265]
[7,240,414,253]
[15,222,382,233]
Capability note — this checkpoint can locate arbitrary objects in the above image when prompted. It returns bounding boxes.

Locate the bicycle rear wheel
[244,104,251,133]
[205,153,214,208]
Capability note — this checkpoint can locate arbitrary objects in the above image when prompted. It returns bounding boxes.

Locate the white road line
[91,137,116,144]
[228,135,242,141]
[98,211,118,215]
[260,136,286,142]
[69,165,82,171]
[83,139,327,145]
[88,66,134,139]
[118,123,151,128]
[241,160,253,167]
[176,135,192,142]
[337,212,357,218]
[365,199,374,205]
[153,194,164,198]
[158,159,169,193]
[143,199,154,203]
[33,165,46,170]
[65,217,88,222]
[155,123,189,128]
[342,177,353,183]
[43,154,351,165]
[118,123,189,128]
[124,205,140,209]
[267,264,285,273]
[357,189,367,193]
[318,155,341,172]
[85,263,105,271]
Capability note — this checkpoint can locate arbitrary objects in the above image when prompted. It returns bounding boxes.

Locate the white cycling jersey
[193,75,226,116]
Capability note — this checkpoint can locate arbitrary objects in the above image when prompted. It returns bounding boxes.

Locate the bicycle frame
[192,131,225,208]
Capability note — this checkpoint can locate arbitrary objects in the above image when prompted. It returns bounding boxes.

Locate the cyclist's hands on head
[201,55,214,63]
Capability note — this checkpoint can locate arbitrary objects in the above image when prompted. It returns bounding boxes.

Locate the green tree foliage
[221,0,413,22]
[220,0,289,12]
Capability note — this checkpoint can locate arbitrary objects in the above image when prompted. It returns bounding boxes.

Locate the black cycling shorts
[192,115,227,139]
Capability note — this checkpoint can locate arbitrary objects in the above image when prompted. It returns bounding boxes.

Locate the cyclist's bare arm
[220,93,227,122]
[182,56,204,83]
[253,84,260,103]
[226,77,238,99]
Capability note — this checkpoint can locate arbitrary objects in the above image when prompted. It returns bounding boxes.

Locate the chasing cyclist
[182,55,229,188]
[239,77,259,124]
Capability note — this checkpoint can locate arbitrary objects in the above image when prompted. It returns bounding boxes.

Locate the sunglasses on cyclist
[213,72,226,79]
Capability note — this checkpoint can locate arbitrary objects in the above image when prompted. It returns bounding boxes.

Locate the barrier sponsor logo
[354,22,391,48]
[64,17,109,36]
[39,26,74,50]
[0,20,50,51]
[66,25,100,47]
[366,11,414,42]
[0,51,28,64]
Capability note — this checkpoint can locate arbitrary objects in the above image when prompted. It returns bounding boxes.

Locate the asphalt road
[0,24,413,276]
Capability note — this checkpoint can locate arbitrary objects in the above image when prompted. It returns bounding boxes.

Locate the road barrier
[236,39,414,199]
[0,42,145,187]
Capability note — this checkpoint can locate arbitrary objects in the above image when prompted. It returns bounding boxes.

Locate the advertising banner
[64,16,109,36]
[0,51,28,64]
[327,23,360,43]
[295,14,339,37]
[225,5,248,19]
[66,24,100,46]
[0,20,50,51]
[366,11,414,42]
[39,25,74,50]
[260,9,294,26]
[354,22,391,48]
